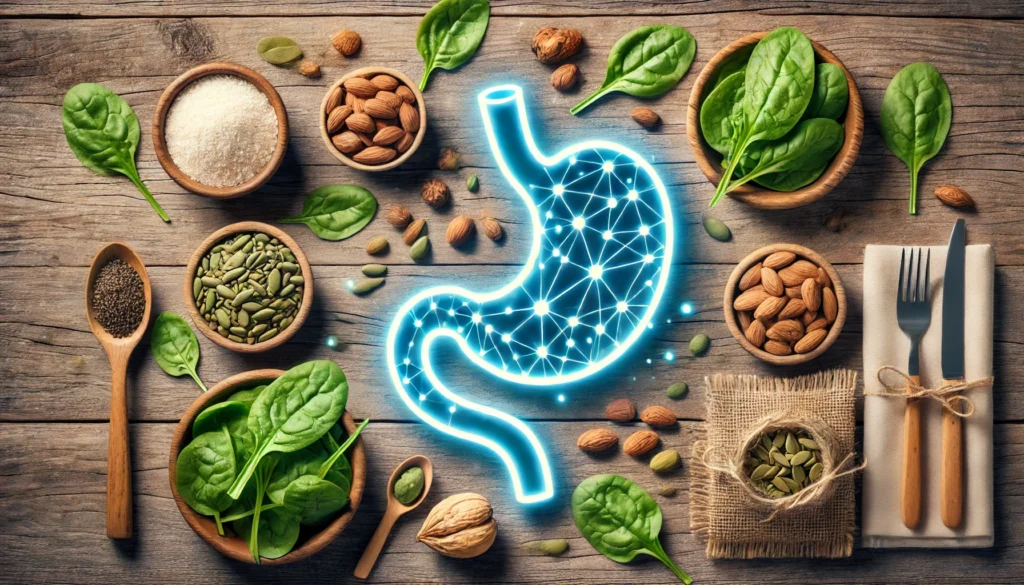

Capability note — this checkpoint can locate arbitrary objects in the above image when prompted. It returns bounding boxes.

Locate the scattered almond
[623,430,659,457]
[438,147,458,171]
[403,218,426,245]
[332,29,361,56]
[794,328,828,353]
[739,262,763,291]
[631,107,660,128]
[577,428,618,452]
[481,217,504,241]
[298,60,321,78]
[446,216,475,247]
[366,236,389,255]
[387,205,413,229]
[934,185,975,208]
[532,27,583,64]
[640,405,677,427]
[551,64,580,92]
[605,398,636,422]
[422,179,450,208]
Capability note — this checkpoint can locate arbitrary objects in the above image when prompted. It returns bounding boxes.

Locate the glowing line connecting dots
[386,86,674,503]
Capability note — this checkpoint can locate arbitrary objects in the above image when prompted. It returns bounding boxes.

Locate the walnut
[386,204,413,228]
[421,179,450,208]
[532,27,583,64]
[437,147,458,171]
[298,60,321,78]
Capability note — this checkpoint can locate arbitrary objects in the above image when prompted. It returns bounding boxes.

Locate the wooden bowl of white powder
[153,62,288,198]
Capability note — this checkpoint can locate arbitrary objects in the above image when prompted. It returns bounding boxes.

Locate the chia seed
[92,258,145,337]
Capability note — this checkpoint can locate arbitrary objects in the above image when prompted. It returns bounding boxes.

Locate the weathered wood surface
[2,421,1023,584]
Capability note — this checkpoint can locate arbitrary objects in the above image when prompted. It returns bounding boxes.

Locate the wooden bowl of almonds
[724,244,846,365]
[320,67,426,172]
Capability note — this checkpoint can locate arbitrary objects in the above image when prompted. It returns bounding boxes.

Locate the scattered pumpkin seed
[666,382,688,399]
[410,235,430,261]
[362,264,388,277]
[352,277,385,295]
[689,333,710,356]
[702,216,731,242]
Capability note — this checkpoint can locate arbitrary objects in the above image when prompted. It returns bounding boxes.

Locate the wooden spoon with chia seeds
[85,242,152,539]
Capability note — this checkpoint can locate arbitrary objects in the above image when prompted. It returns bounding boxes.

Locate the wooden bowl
[320,67,426,172]
[184,221,313,353]
[153,62,289,198]
[169,369,366,565]
[723,244,846,365]
[687,32,864,210]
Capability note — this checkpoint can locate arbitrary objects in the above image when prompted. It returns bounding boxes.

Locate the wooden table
[1,1,1022,583]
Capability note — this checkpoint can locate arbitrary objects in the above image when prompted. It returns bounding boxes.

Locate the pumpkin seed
[201,276,222,287]
[216,285,236,300]
[288,275,304,285]
[410,236,430,261]
[772,433,786,449]
[689,333,710,356]
[362,264,388,277]
[279,284,296,298]
[215,309,230,329]
[702,216,731,242]
[790,451,812,466]
[252,308,276,321]
[798,438,820,450]
[751,464,773,480]
[280,262,298,273]
[258,327,279,342]
[785,432,799,454]
[666,382,688,399]
[193,277,202,299]
[352,278,385,295]
[791,463,806,483]
[775,466,790,478]
[267,269,282,295]
[251,324,268,335]
[744,457,760,469]
[231,289,254,307]
[771,451,791,467]
[809,463,823,482]
[754,446,771,463]
[771,477,791,493]
[782,477,801,493]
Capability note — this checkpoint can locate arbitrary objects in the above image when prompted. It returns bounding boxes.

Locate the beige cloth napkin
[862,244,994,548]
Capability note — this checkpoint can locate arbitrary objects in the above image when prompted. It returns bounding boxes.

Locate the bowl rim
[686,31,864,210]
[168,368,367,565]
[183,221,313,353]
[723,243,847,365]
[153,62,289,199]
[319,66,427,172]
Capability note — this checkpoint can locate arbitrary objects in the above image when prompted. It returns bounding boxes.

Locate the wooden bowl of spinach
[168,363,367,565]
[687,28,864,210]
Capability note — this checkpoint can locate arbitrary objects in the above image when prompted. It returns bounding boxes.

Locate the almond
[623,430,659,457]
[577,428,618,452]
[352,146,396,166]
[370,74,400,92]
[364,98,398,120]
[332,29,361,56]
[802,278,821,312]
[739,262,762,291]
[481,217,503,241]
[764,340,793,356]
[738,310,753,332]
[298,60,321,78]
[327,105,354,134]
[640,405,677,427]
[763,251,796,270]
[446,216,475,247]
[746,319,767,347]
[767,320,804,343]
[822,287,838,322]
[734,288,770,311]
[373,126,405,146]
[761,267,784,296]
[778,298,807,320]
[343,76,377,98]
[387,205,413,229]
[396,85,416,105]
[802,310,819,326]
[395,131,415,154]
[345,112,376,134]
[794,328,828,353]
[806,317,829,332]
[605,398,636,422]
[325,86,343,112]
[332,131,363,154]
[778,267,803,287]
[376,90,404,109]
[366,236,389,255]
[551,64,580,92]
[399,102,420,133]
[754,295,787,321]
[934,185,975,208]
[785,286,802,299]
[631,107,660,128]
[816,267,832,289]
[351,96,366,114]
[354,131,373,147]
[403,218,426,245]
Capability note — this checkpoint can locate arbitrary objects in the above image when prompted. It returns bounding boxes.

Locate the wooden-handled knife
[941,219,966,529]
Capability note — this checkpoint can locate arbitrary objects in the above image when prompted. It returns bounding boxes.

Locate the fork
[896,248,931,529]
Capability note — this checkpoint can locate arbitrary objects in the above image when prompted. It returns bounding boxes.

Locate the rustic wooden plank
[2,263,1021,422]
[2,0,1021,18]
[2,16,1023,267]
[1,421,1021,584]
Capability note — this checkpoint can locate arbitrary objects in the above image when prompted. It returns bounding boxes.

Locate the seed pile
[744,428,824,498]
[192,232,303,344]
[93,259,145,337]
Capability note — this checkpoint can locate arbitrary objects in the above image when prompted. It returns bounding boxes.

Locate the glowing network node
[325,335,339,348]
[680,302,694,315]
[385,85,675,505]
[664,351,675,362]
[639,225,650,236]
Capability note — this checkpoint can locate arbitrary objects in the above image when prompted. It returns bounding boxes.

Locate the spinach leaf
[572,474,691,584]
[880,62,952,214]
[175,426,237,535]
[235,506,300,561]
[257,37,303,65]
[731,118,844,192]
[416,0,491,91]
[279,185,377,241]
[265,440,347,504]
[571,25,695,115]
[151,312,206,391]
[227,361,348,500]
[700,70,745,157]
[194,400,252,456]
[709,44,753,91]
[802,63,848,121]
[228,385,266,409]
[282,475,349,525]
[709,27,815,206]
[317,418,369,478]
[62,83,170,222]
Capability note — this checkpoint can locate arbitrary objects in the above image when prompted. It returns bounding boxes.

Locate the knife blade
[941,218,966,529]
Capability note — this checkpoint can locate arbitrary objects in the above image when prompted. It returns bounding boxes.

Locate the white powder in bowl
[165,75,279,188]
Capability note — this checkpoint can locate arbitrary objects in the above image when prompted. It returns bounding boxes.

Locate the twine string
[867,366,993,418]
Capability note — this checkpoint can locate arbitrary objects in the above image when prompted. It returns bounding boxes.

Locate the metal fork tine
[915,248,924,301]
[898,248,906,302]
[909,248,917,302]
[924,249,930,300]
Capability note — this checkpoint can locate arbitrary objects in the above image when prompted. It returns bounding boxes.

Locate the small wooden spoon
[85,242,152,539]
[354,455,433,579]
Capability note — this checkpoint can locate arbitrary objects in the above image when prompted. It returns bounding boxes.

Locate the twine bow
[867,366,994,418]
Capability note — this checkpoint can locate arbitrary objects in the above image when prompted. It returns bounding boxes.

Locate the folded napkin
[862,244,994,548]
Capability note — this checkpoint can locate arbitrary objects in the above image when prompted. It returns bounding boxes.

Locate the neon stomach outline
[386,85,673,503]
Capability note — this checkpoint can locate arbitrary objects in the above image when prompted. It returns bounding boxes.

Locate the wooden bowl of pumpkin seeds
[184,222,313,353]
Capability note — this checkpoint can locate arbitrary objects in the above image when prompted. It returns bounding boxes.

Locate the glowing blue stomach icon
[386,86,673,503]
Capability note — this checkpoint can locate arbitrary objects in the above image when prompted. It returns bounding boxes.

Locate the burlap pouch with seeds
[690,370,858,559]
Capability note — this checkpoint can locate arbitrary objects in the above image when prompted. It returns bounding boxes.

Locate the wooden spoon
[85,242,152,539]
[354,455,433,579]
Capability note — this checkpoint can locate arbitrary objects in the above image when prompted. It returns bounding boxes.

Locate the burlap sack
[690,370,858,559]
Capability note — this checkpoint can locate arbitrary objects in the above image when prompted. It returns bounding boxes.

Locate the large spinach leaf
[572,474,691,584]
[282,475,349,525]
[880,62,952,214]
[416,0,490,90]
[802,63,848,121]
[731,118,844,192]
[571,25,695,115]
[194,400,252,456]
[175,426,237,535]
[227,361,348,499]
[62,83,170,222]
[709,44,753,91]
[228,385,266,409]
[279,185,377,241]
[700,70,745,156]
[709,27,815,206]
[235,506,300,561]
[151,312,206,391]
[265,440,347,504]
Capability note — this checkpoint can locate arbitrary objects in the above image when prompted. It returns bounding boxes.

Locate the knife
[941,219,966,529]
